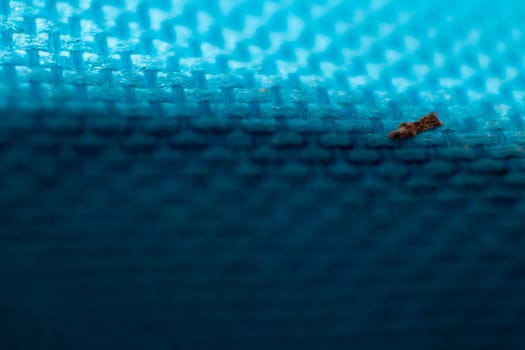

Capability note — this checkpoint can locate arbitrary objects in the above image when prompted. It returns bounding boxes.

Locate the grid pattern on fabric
[1,0,525,349]
[0,0,523,116]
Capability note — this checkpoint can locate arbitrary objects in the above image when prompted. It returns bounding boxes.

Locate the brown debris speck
[389,112,444,140]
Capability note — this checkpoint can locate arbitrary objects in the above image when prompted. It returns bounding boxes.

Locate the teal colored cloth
[1,0,525,349]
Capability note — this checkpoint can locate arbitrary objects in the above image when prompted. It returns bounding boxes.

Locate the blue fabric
[1,0,525,349]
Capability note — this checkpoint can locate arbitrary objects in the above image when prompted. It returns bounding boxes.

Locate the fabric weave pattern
[1,0,525,349]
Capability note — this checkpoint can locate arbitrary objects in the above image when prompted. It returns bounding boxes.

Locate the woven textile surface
[1,0,525,349]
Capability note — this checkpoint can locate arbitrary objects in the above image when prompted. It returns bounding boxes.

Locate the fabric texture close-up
[1,0,525,349]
